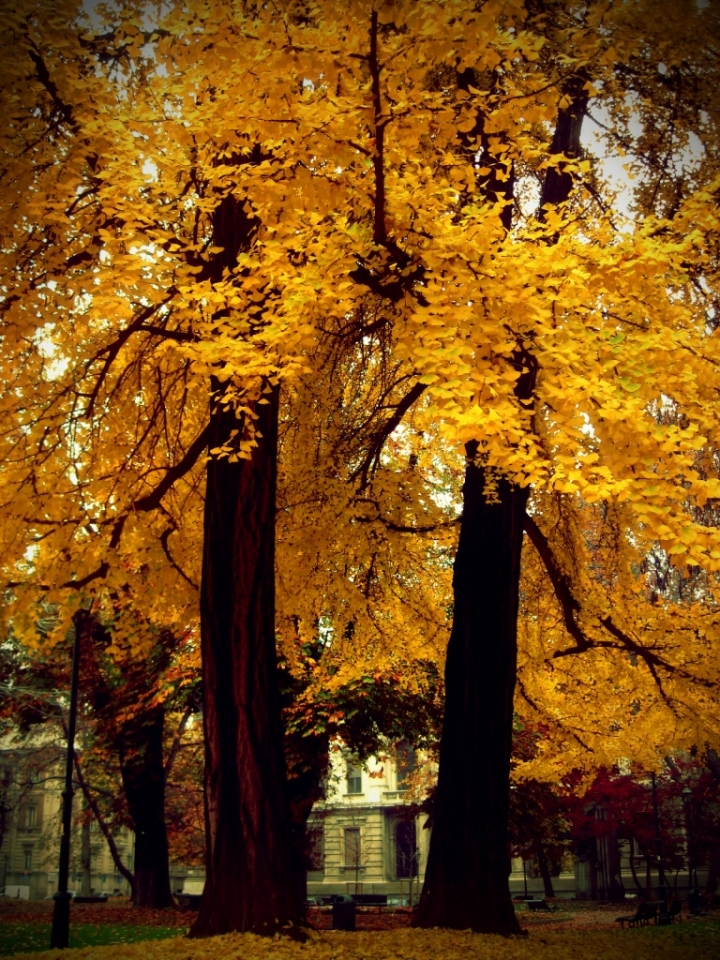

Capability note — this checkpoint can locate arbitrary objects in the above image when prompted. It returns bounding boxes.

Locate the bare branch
[71,750,135,894]
[352,382,427,489]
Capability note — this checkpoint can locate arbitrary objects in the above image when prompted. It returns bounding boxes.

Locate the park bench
[666,898,683,922]
[526,899,556,913]
[615,901,658,928]
[688,890,707,916]
[73,894,108,904]
[351,894,388,911]
[176,893,202,910]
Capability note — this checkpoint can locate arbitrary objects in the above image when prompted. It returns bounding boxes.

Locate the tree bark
[118,705,175,909]
[80,808,92,896]
[190,383,304,938]
[414,450,526,934]
[628,837,645,894]
[72,752,136,896]
[535,840,555,900]
[705,840,720,896]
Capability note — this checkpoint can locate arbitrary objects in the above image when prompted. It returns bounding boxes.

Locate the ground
[0,898,718,959]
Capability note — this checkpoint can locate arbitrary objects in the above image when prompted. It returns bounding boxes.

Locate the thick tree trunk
[191,384,303,938]
[285,740,330,909]
[414,448,526,934]
[119,705,174,909]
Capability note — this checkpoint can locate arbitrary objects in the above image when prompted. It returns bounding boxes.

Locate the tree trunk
[284,736,330,910]
[80,809,92,896]
[119,704,175,909]
[705,839,720,897]
[191,383,303,938]
[628,837,644,894]
[535,840,555,900]
[414,449,526,934]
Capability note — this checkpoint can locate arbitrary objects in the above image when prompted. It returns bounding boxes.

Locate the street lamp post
[682,786,697,891]
[49,611,84,949]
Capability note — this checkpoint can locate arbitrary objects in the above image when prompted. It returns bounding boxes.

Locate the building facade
[0,734,134,900]
[306,744,430,899]
[2,734,707,901]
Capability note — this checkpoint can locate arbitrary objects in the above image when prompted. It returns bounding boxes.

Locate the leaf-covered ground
[1,900,718,958]
[1,922,718,960]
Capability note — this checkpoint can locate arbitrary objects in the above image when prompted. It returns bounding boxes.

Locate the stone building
[0,733,134,900]
[306,742,430,900]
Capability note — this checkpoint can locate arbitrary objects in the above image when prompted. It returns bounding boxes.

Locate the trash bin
[332,894,356,931]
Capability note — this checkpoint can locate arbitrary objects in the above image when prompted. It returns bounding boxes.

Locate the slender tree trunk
[80,808,92,896]
[628,837,644,894]
[535,840,555,900]
[284,736,330,909]
[119,705,174,909]
[705,840,720,896]
[191,383,303,938]
[72,753,135,896]
[414,449,526,934]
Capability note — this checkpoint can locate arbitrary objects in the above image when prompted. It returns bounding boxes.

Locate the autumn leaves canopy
[1,0,720,936]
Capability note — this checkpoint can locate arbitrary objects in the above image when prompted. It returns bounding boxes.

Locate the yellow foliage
[1,0,720,771]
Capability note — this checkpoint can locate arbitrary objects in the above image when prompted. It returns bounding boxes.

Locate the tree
[508,724,572,900]
[3,0,720,938]
[0,614,200,907]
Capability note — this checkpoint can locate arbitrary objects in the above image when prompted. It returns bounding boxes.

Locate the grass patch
[0,924,187,956]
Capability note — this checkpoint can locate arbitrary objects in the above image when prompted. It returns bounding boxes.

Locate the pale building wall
[307,741,430,897]
[0,743,134,900]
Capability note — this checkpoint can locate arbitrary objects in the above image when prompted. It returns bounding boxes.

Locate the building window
[23,849,32,872]
[344,827,361,868]
[307,826,324,872]
[395,820,417,878]
[25,807,36,829]
[346,759,362,794]
[395,742,416,789]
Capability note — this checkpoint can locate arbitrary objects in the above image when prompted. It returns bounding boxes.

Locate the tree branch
[369,10,386,245]
[84,296,175,418]
[27,44,79,134]
[109,422,211,549]
[523,513,715,709]
[706,747,720,784]
[164,702,195,781]
[523,513,586,650]
[72,750,135,895]
[352,382,427,489]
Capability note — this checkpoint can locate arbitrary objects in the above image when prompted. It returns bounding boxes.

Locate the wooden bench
[73,894,108,904]
[352,894,388,911]
[688,890,707,916]
[176,893,203,910]
[616,901,658,928]
[666,898,683,922]
[526,899,555,912]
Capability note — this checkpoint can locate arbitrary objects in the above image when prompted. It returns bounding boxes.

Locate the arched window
[395,820,417,878]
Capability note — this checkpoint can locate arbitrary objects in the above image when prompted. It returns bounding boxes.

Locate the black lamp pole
[50,610,85,949]
[682,786,697,890]
[651,771,667,906]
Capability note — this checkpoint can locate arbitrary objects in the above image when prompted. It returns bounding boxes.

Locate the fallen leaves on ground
[4,922,719,960]
[0,902,188,928]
